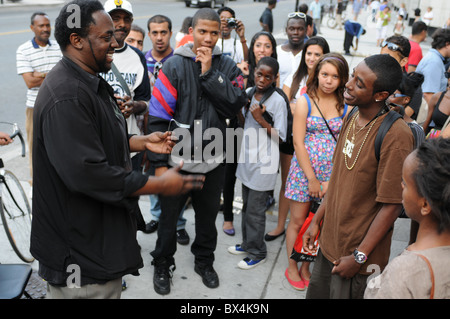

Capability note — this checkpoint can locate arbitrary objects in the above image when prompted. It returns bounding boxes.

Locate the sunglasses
[381,40,406,57]
[288,12,307,21]
[392,93,407,98]
[154,61,163,79]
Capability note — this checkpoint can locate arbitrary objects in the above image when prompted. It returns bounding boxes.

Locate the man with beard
[31,0,204,299]
[100,0,151,173]
[16,12,62,186]
[143,14,191,246]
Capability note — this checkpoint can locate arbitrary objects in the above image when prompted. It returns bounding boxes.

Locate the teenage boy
[147,8,247,295]
[303,54,414,299]
[143,14,190,245]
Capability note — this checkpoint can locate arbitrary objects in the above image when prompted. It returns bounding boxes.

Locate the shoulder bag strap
[415,253,435,299]
[111,62,132,97]
[311,98,337,142]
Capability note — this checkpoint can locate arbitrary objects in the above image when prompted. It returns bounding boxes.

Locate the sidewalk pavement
[0,5,418,300]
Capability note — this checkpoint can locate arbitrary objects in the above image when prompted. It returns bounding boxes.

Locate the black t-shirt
[259,8,273,33]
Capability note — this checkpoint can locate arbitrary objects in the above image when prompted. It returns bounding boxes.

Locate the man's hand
[159,161,205,196]
[196,46,213,75]
[115,94,133,118]
[302,222,320,254]
[145,131,176,154]
[331,255,361,279]
[235,19,246,39]
[0,132,12,146]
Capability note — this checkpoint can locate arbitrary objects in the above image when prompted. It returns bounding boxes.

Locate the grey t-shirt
[236,89,287,191]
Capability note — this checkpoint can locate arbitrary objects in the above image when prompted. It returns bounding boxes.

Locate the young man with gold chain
[302,54,414,299]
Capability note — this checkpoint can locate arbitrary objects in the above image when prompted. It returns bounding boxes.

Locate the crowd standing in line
[14,0,450,299]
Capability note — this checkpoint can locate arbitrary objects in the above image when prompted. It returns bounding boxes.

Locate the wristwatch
[353,249,367,264]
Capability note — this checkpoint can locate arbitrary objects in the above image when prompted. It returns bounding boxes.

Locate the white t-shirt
[236,88,287,192]
[100,44,149,152]
[276,45,302,89]
[216,36,245,64]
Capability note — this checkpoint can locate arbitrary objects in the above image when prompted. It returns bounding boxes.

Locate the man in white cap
[100,0,151,179]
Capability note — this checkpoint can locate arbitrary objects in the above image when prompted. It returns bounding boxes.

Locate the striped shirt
[16,38,62,107]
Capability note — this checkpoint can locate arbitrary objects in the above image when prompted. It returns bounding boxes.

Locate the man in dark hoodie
[147,8,247,295]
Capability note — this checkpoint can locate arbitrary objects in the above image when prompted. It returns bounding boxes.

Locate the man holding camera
[217,7,248,64]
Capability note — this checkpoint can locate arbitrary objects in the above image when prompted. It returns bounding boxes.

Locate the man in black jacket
[148,8,247,295]
[31,0,203,299]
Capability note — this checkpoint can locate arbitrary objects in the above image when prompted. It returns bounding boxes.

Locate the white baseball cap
[104,0,133,16]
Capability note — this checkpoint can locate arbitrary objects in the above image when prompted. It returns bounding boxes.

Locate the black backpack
[348,107,418,218]
[246,85,293,145]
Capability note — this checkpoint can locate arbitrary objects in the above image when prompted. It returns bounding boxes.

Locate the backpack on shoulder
[347,107,417,218]
[246,85,293,145]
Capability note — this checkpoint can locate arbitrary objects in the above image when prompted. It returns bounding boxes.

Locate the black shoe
[264,229,285,241]
[194,264,219,289]
[144,220,158,234]
[152,261,175,295]
[177,229,190,245]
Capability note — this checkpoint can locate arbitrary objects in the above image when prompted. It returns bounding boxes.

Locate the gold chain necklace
[344,111,378,170]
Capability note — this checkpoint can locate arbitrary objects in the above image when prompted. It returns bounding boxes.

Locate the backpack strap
[303,94,312,117]
[374,110,402,162]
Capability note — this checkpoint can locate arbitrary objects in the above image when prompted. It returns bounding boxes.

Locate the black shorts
[279,140,294,155]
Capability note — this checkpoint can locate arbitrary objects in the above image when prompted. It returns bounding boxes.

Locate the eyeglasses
[392,93,407,98]
[381,40,406,57]
[154,61,163,79]
[288,12,307,21]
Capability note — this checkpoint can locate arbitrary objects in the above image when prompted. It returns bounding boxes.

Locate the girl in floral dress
[284,53,350,290]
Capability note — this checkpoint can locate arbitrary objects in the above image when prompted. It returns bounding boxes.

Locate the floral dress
[285,94,347,202]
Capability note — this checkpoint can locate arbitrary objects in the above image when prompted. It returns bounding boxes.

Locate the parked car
[185,0,228,8]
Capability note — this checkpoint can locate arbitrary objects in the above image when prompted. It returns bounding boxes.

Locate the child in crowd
[365,138,450,299]
[284,53,349,290]
[228,57,288,269]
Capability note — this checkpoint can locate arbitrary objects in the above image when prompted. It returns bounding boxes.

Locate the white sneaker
[227,244,246,255]
[237,257,266,270]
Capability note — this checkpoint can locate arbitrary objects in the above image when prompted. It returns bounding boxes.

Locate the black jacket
[31,57,147,285]
[148,44,247,173]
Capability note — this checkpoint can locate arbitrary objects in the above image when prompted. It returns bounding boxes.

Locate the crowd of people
[6,0,450,299]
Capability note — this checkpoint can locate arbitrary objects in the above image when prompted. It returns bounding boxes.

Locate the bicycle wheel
[0,170,34,263]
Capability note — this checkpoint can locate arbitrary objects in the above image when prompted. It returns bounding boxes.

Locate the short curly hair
[54,0,104,52]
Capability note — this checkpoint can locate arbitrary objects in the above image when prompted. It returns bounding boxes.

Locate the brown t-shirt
[319,111,414,274]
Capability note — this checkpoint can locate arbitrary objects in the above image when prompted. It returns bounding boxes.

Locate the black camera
[227,18,237,28]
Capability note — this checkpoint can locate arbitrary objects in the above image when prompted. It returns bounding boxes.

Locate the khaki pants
[46,278,122,299]
[25,107,33,183]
